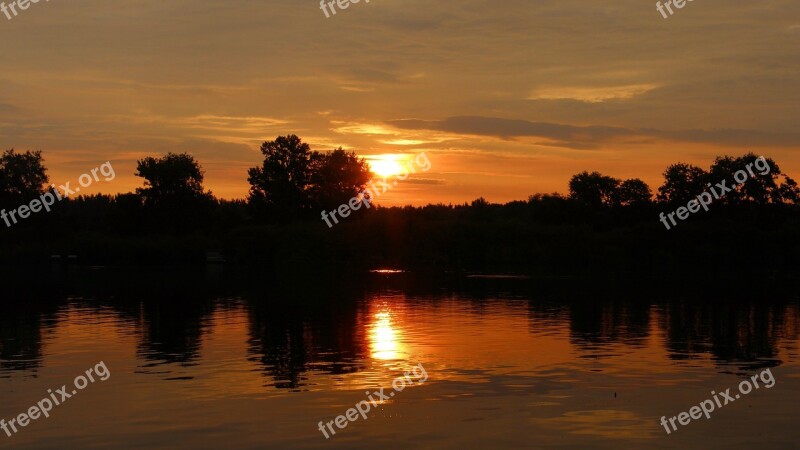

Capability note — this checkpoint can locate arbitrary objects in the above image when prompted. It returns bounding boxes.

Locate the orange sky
[1,1,798,206]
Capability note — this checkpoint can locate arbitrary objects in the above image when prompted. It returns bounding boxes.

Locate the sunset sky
[1,0,798,205]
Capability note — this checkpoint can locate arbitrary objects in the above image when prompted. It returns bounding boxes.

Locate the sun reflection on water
[369,305,406,361]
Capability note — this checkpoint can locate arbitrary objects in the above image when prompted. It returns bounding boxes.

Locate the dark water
[1,268,798,449]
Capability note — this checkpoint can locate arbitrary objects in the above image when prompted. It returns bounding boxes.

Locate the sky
[1,0,798,206]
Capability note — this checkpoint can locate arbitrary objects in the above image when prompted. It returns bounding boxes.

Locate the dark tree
[308,148,372,211]
[0,149,49,206]
[247,135,312,216]
[617,179,652,207]
[135,153,210,206]
[707,155,745,205]
[700,153,797,205]
[777,176,800,204]
[657,163,708,205]
[248,136,374,218]
[732,154,784,205]
[568,171,620,207]
[132,153,214,234]
[471,197,490,208]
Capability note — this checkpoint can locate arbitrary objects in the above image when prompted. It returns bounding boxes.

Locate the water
[1,268,798,449]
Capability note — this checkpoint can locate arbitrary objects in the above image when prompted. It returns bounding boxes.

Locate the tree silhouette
[134,153,213,232]
[777,176,800,204]
[135,153,211,206]
[661,154,799,206]
[617,179,652,207]
[568,171,620,207]
[308,148,371,211]
[727,153,792,205]
[248,136,373,218]
[0,149,49,207]
[707,155,745,205]
[247,135,312,217]
[657,163,708,205]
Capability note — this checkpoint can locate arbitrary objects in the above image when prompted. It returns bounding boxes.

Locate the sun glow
[366,154,412,178]
[369,308,405,360]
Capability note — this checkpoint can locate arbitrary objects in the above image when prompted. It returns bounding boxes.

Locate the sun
[369,159,403,178]
[366,154,411,178]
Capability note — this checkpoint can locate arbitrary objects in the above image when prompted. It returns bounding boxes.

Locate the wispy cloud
[528,84,659,103]
[388,116,800,149]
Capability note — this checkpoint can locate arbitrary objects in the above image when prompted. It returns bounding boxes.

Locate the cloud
[528,84,659,103]
[379,139,429,146]
[177,115,290,133]
[332,122,397,136]
[0,101,18,114]
[387,116,633,149]
[387,116,800,149]
[397,178,446,185]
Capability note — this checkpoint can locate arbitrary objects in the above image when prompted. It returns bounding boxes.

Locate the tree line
[566,154,798,208]
[2,135,797,221]
[1,135,799,270]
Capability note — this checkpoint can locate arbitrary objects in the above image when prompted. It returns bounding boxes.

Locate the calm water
[1,268,799,449]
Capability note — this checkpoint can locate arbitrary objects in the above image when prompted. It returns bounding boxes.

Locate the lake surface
[1,268,798,449]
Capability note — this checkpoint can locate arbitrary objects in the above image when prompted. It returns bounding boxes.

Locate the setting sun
[365,154,412,178]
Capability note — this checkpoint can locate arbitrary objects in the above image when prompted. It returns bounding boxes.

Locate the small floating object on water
[369,269,405,274]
